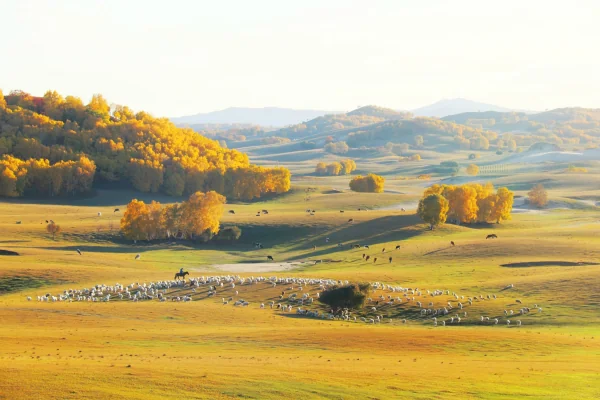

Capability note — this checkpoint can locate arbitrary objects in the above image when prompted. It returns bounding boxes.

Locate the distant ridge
[412,98,520,118]
[171,107,339,127]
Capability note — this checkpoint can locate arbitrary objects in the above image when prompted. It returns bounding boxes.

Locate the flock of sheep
[30,275,543,327]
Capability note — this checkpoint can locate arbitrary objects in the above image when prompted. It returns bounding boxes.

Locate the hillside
[172,107,338,127]
[268,106,412,140]
[412,98,516,117]
[0,90,290,200]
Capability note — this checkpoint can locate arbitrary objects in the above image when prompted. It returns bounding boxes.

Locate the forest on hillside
[0,90,290,200]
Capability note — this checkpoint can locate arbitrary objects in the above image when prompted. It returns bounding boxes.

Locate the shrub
[528,184,548,208]
[318,283,371,310]
[215,226,242,241]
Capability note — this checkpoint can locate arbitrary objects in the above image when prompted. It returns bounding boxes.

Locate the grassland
[1,165,599,399]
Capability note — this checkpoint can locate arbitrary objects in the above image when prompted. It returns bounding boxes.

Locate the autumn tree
[46,222,62,240]
[443,185,478,224]
[349,174,385,193]
[179,191,225,239]
[528,184,548,208]
[315,162,327,175]
[326,162,342,176]
[340,159,357,175]
[466,164,480,176]
[417,194,449,230]
[0,89,6,109]
[120,199,150,241]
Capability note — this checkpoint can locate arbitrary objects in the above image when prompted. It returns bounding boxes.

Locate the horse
[486,234,498,239]
[174,271,189,280]
[267,255,274,261]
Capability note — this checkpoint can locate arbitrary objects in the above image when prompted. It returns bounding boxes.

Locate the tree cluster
[418,183,514,227]
[120,191,226,242]
[0,89,291,200]
[315,159,357,176]
[349,173,385,193]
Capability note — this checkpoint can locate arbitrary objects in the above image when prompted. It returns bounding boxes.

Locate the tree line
[315,159,357,176]
[0,89,291,200]
[0,154,95,197]
[120,191,226,242]
[417,183,514,229]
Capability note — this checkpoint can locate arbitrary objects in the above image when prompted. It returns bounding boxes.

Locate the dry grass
[1,183,599,399]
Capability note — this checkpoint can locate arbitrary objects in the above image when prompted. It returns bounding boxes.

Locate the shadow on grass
[501,261,599,268]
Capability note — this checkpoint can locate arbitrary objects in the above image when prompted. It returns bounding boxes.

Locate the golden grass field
[1,172,599,399]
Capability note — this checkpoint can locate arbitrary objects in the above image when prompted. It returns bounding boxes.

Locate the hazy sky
[1,0,599,117]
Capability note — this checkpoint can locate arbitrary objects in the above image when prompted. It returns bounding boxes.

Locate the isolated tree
[528,184,548,208]
[46,222,62,240]
[324,141,349,154]
[409,154,421,161]
[349,174,385,193]
[414,135,424,147]
[466,164,480,176]
[417,194,449,230]
[444,185,478,224]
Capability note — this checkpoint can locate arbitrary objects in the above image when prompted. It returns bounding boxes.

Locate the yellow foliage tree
[417,194,449,230]
[443,185,478,224]
[315,162,327,175]
[349,174,385,193]
[528,184,548,208]
[326,162,342,176]
[466,164,480,176]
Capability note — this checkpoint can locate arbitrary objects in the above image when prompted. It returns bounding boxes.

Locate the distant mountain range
[171,107,340,127]
[172,99,530,127]
[411,98,522,117]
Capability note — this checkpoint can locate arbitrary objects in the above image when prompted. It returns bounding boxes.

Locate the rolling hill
[171,107,339,127]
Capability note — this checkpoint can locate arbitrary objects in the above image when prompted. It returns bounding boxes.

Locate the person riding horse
[179,267,184,274]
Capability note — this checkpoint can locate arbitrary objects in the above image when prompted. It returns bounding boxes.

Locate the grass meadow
[0,166,599,399]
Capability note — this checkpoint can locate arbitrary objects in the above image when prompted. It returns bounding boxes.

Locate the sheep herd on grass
[30,275,543,327]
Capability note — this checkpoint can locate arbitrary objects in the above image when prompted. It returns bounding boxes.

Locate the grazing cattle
[450,241,455,246]
[401,208,406,212]
[228,210,235,214]
[97,212,102,217]
[15,221,21,224]
[348,218,354,223]
[366,256,370,261]
[363,245,369,249]
[486,234,498,239]
[362,254,366,259]
[373,258,377,263]
[352,244,361,249]
[134,254,141,260]
[395,245,401,250]
[114,208,120,213]
[267,255,274,261]
[262,210,269,214]
[381,248,385,253]
[76,249,82,256]
[256,213,261,216]
[389,257,392,263]
[339,210,344,213]
[312,245,317,250]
